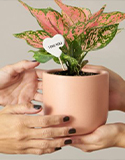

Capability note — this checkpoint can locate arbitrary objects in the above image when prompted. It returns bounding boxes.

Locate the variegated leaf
[80,7,92,20]
[18,0,68,36]
[61,10,74,27]
[96,12,125,27]
[89,4,106,20]
[65,5,106,41]
[65,22,85,41]
[14,30,51,48]
[81,24,119,51]
[54,0,86,24]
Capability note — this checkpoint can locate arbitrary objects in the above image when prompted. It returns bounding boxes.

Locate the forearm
[116,123,125,148]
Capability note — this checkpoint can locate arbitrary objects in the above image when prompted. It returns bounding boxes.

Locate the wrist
[115,123,125,148]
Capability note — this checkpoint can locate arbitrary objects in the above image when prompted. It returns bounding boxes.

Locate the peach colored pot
[43,67,109,135]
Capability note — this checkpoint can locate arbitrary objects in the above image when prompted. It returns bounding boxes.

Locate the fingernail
[69,128,76,134]
[64,139,72,145]
[63,116,70,122]
[55,147,62,151]
[32,60,37,62]
[34,105,41,110]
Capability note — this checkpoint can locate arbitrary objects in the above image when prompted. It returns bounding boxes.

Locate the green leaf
[80,60,89,69]
[53,52,78,65]
[18,0,68,36]
[14,30,50,49]
[81,24,119,52]
[29,49,53,63]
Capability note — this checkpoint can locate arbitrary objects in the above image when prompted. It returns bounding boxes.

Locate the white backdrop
[0,0,125,159]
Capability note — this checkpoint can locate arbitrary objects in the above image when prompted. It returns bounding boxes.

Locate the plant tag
[43,34,65,58]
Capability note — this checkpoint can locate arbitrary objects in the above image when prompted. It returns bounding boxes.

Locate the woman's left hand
[0,60,45,106]
[71,123,125,152]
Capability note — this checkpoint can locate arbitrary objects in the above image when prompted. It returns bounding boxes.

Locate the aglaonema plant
[14,0,125,75]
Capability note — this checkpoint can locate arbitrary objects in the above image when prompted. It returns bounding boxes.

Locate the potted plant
[14,0,125,135]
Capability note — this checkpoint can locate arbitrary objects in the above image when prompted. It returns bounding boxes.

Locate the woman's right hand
[84,64,125,112]
[0,103,76,155]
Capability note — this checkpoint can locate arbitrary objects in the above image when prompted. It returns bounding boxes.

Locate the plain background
[0,0,125,159]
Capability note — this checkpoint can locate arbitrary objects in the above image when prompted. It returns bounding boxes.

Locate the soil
[51,70,99,76]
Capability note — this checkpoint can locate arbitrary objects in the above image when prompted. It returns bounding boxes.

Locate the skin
[0,103,76,155]
[0,62,124,153]
[0,60,44,106]
[0,60,76,154]
[70,64,125,152]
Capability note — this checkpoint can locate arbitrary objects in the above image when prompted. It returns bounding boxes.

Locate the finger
[27,138,73,149]
[4,103,42,114]
[83,64,107,71]
[34,92,43,102]
[37,81,43,90]
[29,127,76,139]
[3,60,40,76]
[24,115,70,128]
[20,148,59,155]
[71,144,103,152]
[71,133,98,145]
[36,69,46,79]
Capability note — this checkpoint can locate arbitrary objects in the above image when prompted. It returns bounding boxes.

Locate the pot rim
[43,67,109,78]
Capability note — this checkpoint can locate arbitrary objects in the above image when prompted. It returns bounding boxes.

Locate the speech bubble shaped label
[43,34,65,58]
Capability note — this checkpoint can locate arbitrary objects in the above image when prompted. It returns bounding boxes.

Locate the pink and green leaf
[96,11,125,27]
[65,5,107,41]
[18,0,68,36]
[65,22,85,41]
[14,30,51,48]
[61,10,74,27]
[54,0,86,24]
[81,24,119,51]
[89,4,106,20]
[80,7,92,20]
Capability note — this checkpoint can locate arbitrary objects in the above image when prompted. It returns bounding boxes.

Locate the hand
[0,60,44,106]
[71,123,125,152]
[0,103,76,155]
[84,65,125,111]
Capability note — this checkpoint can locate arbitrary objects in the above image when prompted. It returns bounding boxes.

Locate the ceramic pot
[42,67,109,135]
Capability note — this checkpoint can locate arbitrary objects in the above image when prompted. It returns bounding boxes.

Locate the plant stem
[78,51,88,64]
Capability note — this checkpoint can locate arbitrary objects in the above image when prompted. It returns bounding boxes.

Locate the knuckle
[42,117,50,126]
[42,129,53,138]
[22,60,29,64]
[35,150,44,155]
[15,128,27,141]
[46,149,53,154]
[40,141,49,149]
[16,116,23,125]
[16,143,24,150]
[23,103,33,109]
[55,139,64,147]
[61,128,68,136]
[53,116,61,125]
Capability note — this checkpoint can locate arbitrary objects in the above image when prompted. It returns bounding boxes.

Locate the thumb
[3,103,42,114]
[3,60,40,76]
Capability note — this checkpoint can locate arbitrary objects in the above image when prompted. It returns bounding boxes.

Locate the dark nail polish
[32,60,37,62]
[63,116,70,122]
[69,128,76,134]
[64,139,72,145]
[34,105,41,110]
[55,147,62,151]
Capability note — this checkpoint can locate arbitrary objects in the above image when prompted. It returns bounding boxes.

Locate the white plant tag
[43,34,65,58]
